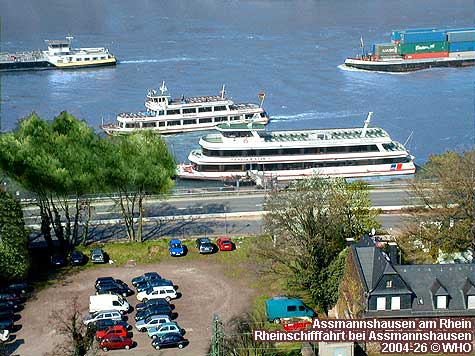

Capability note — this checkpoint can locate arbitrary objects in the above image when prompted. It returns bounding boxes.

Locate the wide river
[1,0,473,184]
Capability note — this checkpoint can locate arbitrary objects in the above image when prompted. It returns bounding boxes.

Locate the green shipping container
[398,41,448,54]
[373,43,399,56]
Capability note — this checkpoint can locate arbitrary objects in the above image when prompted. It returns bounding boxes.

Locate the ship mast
[360,112,373,138]
[220,85,226,99]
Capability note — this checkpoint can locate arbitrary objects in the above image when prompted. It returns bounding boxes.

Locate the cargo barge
[344,28,475,72]
[0,36,116,72]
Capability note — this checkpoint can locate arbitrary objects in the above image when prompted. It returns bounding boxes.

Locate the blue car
[168,239,185,257]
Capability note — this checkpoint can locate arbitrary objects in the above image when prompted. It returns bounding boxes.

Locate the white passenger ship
[177,113,416,181]
[101,82,269,135]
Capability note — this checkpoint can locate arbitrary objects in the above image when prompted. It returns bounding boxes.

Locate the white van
[89,294,130,314]
[136,286,177,302]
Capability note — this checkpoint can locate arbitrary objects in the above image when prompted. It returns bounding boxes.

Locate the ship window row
[193,156,411,172]
[122,116,244,128]
[74,56,106,62]
[150,106,235,115]
[202,144,380,157]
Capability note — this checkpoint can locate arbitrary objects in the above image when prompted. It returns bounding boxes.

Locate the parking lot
[9,260,255,356]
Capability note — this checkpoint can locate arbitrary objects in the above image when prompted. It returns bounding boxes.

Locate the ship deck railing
[261,128,388,143]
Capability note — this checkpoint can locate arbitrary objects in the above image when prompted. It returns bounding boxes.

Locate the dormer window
[391,296,400,310]
[436,295,447,309]
[468,296,475,309]
[386,280,392,288]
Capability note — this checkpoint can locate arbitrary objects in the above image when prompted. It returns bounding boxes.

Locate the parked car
[0,308,13,319]
[69,250,85,266]
[136,286,177,302]
[95,277,129,288]
[89,294,130,314]
[91,249,106,264]
[135,278,174,293]
[0,282,31,295]
[96,325,128,340]
[99,336,133,351]
[135,315,172,332]
[134,305,172,321]
[93,319,131,331]
[265,297,314,324]
[147,322,184,339]
[151,333,188,350]
[50,254,66,267]
[135,299,171,313]
[216,237,234,251]
[0,301,19,311]
[196,237,214,254]
[0,329,9,342]
[83,310,123,326]
[0,318,13,331]
[95,283,133,297]
[132,272,161,287]
[0,293,23,303]
[168,239,185,257]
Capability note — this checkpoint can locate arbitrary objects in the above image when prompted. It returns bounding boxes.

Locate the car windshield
[171,243,181,248]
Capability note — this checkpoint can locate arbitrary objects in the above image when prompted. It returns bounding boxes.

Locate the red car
[96,325,128,340]
[216,237,234,251]
[99,336,133,351]
[283,321,312,331]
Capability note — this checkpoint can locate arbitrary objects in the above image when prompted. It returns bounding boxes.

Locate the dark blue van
[265,297,314,323]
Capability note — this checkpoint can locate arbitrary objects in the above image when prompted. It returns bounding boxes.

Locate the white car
[136,286,177,302]
[0,329,9,342]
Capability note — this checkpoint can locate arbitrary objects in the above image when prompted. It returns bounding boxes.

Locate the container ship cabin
[344,27,475,72]
[177,112,416,181]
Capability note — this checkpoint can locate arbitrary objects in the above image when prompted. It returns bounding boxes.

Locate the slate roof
[351,234,475,318]
[395,263,475,316]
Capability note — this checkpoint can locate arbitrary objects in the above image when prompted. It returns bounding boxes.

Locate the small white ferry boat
[101,82,270,135]
[177,112,416,181]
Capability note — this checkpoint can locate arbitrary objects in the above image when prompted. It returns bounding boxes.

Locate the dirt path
[10,260,255,356]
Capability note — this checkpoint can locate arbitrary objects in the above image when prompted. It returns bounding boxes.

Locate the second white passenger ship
[177,113,416,181]
[101,82,269,135]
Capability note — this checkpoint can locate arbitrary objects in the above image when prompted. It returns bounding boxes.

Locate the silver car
[135,315,172,332]
[83,310,123,325]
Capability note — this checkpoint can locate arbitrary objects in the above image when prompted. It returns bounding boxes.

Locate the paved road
[25,187,414,244]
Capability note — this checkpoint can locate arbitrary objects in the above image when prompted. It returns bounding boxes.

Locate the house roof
[395,263,475,314]
[350,234,475,318]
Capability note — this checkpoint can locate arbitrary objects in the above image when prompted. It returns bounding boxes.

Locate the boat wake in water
[337,63,411,75]
[120,57,216,64]
[271,110,366,122]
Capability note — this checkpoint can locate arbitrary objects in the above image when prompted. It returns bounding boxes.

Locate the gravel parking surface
[9,260,254,356]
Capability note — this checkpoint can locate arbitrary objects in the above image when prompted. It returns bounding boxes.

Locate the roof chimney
[388,242,399,265]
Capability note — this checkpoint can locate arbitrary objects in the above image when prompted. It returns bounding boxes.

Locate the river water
[1,0,473,176]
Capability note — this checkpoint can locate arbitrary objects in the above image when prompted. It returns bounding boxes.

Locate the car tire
[140,328,146,332]
[165,297,171,302]
[155,345,160,350]
[125,345,130,350]
[178,343,184,349]
[102,347,108,352]
[273,318,281,324]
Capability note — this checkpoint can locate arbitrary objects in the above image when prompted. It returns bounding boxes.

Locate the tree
[0,112,106,249]
[103,130,175,242]
[397,150,474,263]
[0,190,30,281]
[261,176,379,314]
[46,297,96,356]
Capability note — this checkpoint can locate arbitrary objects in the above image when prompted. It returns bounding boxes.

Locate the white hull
[102,116,269,135]
[177,162,416,181]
